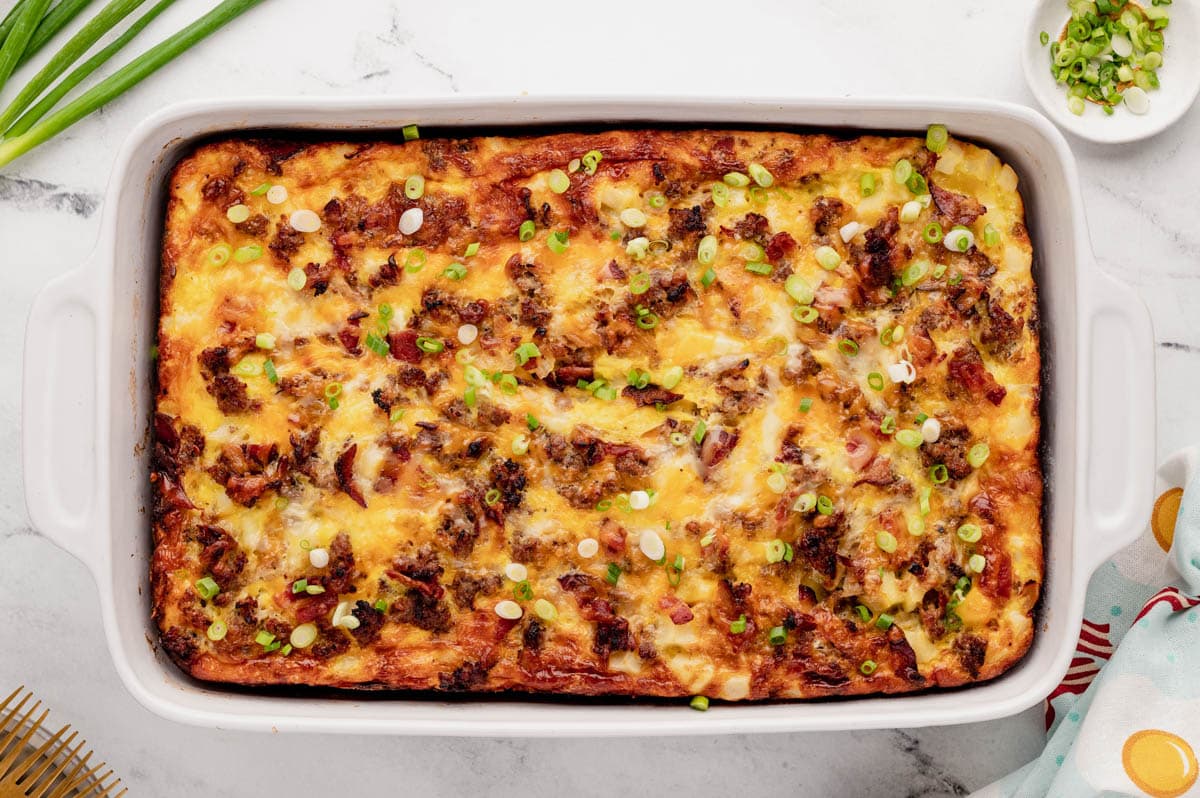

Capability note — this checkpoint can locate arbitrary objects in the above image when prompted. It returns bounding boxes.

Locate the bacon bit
[845,430,877,471]
[387,329,423,364]
[658,594,695,625]
[700,429,739,474]
[764,231,797,262]
[338,326,362,356]
[621,384,683,407]
[598,517,627,553]
[293,592,338,623]
[907,327,939,367]
[854,457,896,487]
[931,183,986,227]
[947,344,1007,406]
[606,260,627,280]
[335,443,367,507]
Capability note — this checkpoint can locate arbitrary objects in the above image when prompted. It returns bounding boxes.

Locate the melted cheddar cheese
[152,129,1041,700]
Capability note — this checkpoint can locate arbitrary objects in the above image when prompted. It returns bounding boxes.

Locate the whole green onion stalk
[19,0,97,66]
[0,0,51,95]
[0,0,266,169]
[0,0,148,132]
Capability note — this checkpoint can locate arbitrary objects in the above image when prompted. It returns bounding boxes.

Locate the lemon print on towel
[1152,488,1185,553]
[1123,729,1198,798]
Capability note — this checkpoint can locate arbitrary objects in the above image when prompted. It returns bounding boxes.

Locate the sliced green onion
[793,492,816,512]
[867,372,884,391]
[1068,96,1085,116]
[378,302,394,321]
[875,613,894,630]
[690,695,710,712]
[195,576,219,600]
[723,171,750,187]
[692,419,707,444]
[374,599,389,613]
[513,580,533,601]
[815,245,841,270]
[893,159,914,185]
[697,234,718,265]
[526,413,539,431]
[900,200,922,223]
[498,373,519,395]
[626,237,650,260]
[729,614,747,634]
[0,0,268,169]
[263,359,278,384]
[533,598,558,621]
[292,578,309,594]
[838,338,859,356]
[785,273,814,305]
[647,192,666,208]
[895,429,923,448]
[926,124,949,153]
[511,434,530,456]
[513,342,541,365]
[765,538,787,563]
[907,515,925,536]
[768,625,787,646]
[766,472,787,494]
[968,554,987,573]
[518,219,536,241]
[669,431,688,446]
[629,272,652,295]
[636,311,659,329]
[745,261,772,276]
[922,222,943,244]
[463,385,477,408]
[902,259,930,286]
[957,523,982,543]
[605,562,621,585]
[548,168,570,194]
[799,397,814,413]
[581,149,602,174]
[880,414,896,434]
[249,182,270,196]
[620,207,647,228]
[860,173,877,197]
[919,486,932,516]
[932,263,947,279]
[747,162,773,187]
[661,365,684,389]
[792,305,818,324]
[416,337,443,354]
[402,124,419,141]
[255,332,275,350]
[404,174,424,200]
[405,248,427,272]
[225,204,249,223]
[206,619,227,641]
[929,464,949,483]
[484,488,501,505]
[547,230,569,254]
[816,495,834,515]
[324,382,342,399]
[875,530,897,553]
[968,442,990,468]
[739,242,764,261]
[207,243,231,267]
[860,659,878,675]
[711,182,730,207]
[255,629,276,648]
[232,357,260,377]
[855,605,871,622]
[234,244,262,263]
[906,171,928,195]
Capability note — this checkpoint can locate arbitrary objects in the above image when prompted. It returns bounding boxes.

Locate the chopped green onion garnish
[860,173,876,197]
[511,434,530,456]
[967,442,991,468]
[402,124,420,141]
[605,563,621,585]
[581,149,602,174]
[250,181,270,196]
[206,619,227,641]
[968,554,987,573]
[893,159,913,185]
[875,613,894,631]
[919,486,932,516]
[263,359,278,384]
[867,372,884,391]
[596,499,613,512]
[768,625,786,646]
[785,273,815,305]
[207,243,232,267]
[484,488,501,505]
[233,244,262,263]
[1040,30,1050,45]
[255,630,276,647]
[669,431,688,446]
[983,224,1000,247]
[816,495,834,515]
[906,172,928,195]
[855,605,871,622]
[748,163,773,187]
[723,171,750,187]
[815,245,841,270]
[793,492,816,512]
[661,365,684,389]
[729,614,747,634]
[406,248,427,272]
[925,124,949,153]
[792,305,818,324]
[254,332,275,350]
[710,182,730,207]
[547,230,569,254]
[957,523,982,543]
[630,272,651,295]
[799,397,813,413]
[534,598,558,621]
[690,695,710,711]
[464,385,477,408]
[526,413,540,431]
[700,267,717,288]
[880,414,895,434]
[860,659,877,675]
[548,168,570,194]
[195,576,219,600]
[292,579,309,594]
[405,174,424,200]
[514,341,542,365]
[895,429,923,448]
[514,580,533,601]
[697,234,718,265]
[745,261,772,276]
[875,530,897,553]
[518,220,536,241]
[922,222,943,244]
[498,373,519,395]
[416,337,443,354]
[929,464,949,484]
[636,311,659,329]
[692,419,707,444]
[838,339,859,356]
[765,538,787,563]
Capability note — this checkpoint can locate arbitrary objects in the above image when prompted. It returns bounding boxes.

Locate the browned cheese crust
[153,129,1041,700]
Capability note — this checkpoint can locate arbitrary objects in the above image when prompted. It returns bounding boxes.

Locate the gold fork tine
[0,689,34,762]
[11,724,73,786]
[73,768,115,797]
[0,686,23,717]
[34,739,89,798]
[0,701,47,775]
[57,760,110,797]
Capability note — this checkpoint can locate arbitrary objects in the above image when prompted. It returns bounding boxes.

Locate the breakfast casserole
[151,127,1042,701]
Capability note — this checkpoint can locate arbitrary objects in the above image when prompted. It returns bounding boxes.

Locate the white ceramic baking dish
[21,96,1155,736]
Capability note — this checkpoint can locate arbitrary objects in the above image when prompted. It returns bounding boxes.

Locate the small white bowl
[1023,0,1200,143]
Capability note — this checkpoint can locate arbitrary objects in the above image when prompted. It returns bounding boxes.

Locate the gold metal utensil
[0,687,125,798]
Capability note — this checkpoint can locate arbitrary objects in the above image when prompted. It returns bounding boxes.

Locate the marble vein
[0,175,100,217]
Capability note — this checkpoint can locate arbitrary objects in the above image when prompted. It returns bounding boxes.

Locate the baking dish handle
[1079,264,1156,574]
[22,264,101,570]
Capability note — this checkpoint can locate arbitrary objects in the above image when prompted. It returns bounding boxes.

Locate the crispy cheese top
[153,129,1041,700]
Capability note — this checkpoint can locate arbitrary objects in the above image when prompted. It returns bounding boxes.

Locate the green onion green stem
[0,0,51,97]
[0,0,149,132]
[0,0,265,169]
[20,0,96,66]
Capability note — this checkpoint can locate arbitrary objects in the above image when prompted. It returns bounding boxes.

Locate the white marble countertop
[1,0,1195,794]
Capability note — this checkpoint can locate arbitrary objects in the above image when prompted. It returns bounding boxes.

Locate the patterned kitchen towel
[974,448,1200,798]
